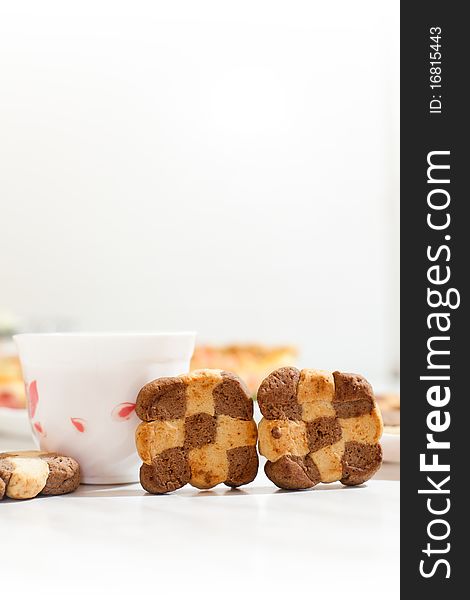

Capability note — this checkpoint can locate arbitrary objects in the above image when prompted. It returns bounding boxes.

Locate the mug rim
[14,331,197,364]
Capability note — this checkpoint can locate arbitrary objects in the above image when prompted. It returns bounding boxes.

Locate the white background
[0,1,399,382]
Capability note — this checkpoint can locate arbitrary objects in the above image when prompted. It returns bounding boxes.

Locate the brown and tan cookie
[135,369,258,493]
[0,450,80,500]
[257,368,383,489]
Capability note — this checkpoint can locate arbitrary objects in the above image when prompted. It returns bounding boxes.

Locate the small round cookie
[135,369,258,494]
[0,451,80,500]
[257,368,383,490]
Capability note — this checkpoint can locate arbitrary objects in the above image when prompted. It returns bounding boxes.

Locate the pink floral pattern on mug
[33,421,45,436]
[111,403,136,421]
[28,380,39,419]
[71,417,86,433]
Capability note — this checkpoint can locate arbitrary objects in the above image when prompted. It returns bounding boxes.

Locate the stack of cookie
[135,367,383,493]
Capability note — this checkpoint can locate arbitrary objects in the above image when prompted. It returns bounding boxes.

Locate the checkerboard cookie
[0,451,80,500]
[257,368,383,489]
[135,369,258,493]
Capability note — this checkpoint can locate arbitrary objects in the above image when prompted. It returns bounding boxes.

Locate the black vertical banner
[401,1,466,595]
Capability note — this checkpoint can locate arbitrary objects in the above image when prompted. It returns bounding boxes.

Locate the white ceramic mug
[14,332,196,484]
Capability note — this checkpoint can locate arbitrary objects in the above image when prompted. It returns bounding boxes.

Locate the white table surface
[1,425,399,600]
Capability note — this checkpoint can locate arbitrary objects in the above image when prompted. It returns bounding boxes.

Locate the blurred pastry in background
[376,392,400,434]
[190,344,298,397]
[0,378,26,409]
[0,346,26,409]
[0,312,26,410]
